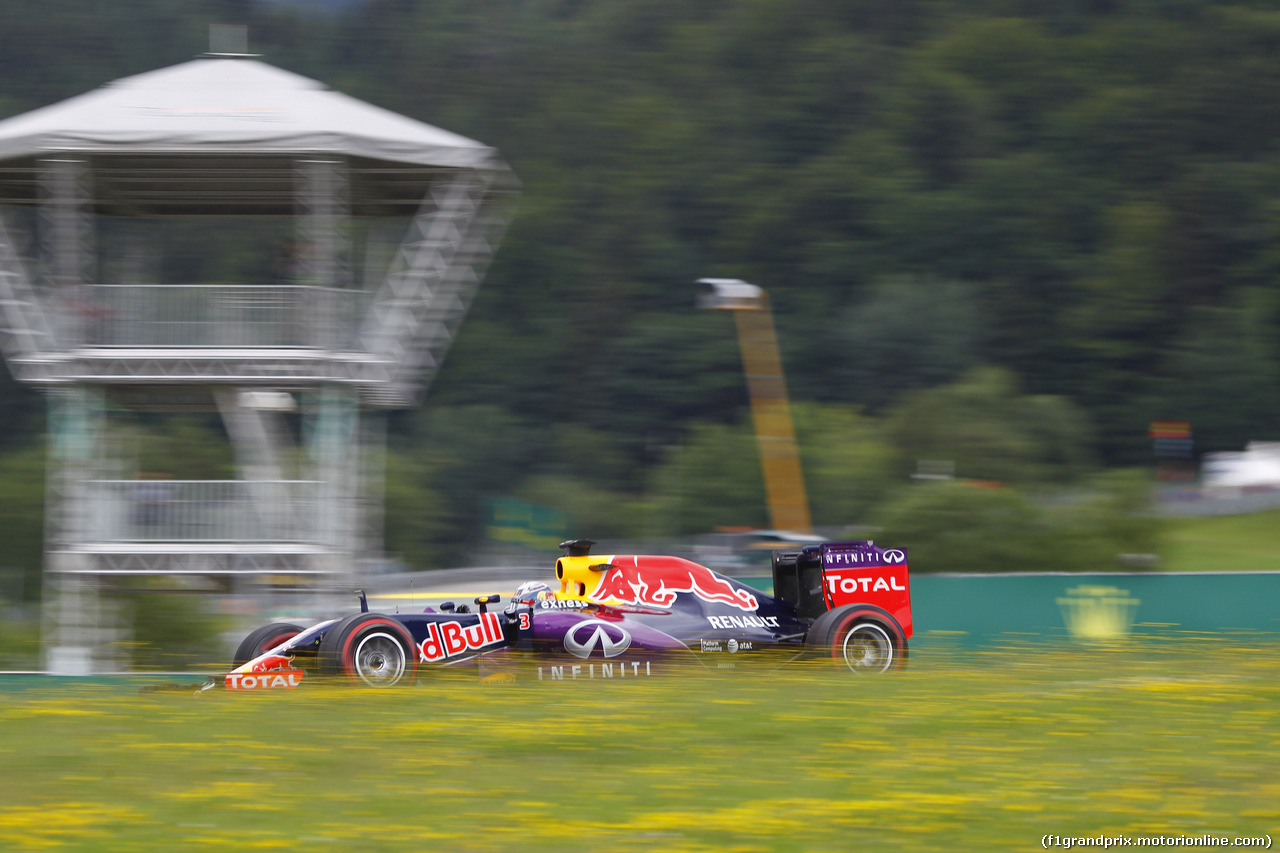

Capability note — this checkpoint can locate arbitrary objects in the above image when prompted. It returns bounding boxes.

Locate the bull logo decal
[589,557,759,612]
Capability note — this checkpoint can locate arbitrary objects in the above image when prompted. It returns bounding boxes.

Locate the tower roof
[0,57,496,170]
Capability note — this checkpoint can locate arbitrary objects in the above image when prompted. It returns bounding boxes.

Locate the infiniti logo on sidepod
[881,549,906,564]
[563,620,632,659]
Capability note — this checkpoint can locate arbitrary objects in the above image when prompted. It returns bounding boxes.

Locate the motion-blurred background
[2,0,1280,668]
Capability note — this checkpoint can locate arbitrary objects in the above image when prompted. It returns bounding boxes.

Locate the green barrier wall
[913,572,1280,645]
[739,572,1280,647]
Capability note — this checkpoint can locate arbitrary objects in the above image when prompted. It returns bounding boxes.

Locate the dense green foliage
[0,445,45,604]
[3,0,1280,572]
[1160,507,1280,573]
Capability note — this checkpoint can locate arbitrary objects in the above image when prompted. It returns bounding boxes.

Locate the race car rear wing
[771,547,828,620]
[773,541,912,637]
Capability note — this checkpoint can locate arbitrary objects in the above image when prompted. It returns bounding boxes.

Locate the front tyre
[806,605,907,674]
[233,622,304,668]
[317,613,417,687]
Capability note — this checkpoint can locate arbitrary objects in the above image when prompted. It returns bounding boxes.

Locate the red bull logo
[248,653,293,674]
[419,611,506,662]
[588,556,759,612]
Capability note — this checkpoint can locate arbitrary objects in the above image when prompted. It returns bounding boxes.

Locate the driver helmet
[515,580,554,604]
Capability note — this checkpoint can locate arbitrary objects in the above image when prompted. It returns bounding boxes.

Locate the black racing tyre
[317,613,418,687]
[232,622,304,668]
[806,604,907,674]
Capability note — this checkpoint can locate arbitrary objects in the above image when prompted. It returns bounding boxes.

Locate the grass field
[1160,509,1280,572]
[1,640,1277,852]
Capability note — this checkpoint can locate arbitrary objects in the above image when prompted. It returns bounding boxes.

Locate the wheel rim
[353,631,407,686]
[839,622,894,674]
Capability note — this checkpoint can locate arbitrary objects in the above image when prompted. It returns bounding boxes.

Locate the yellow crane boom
[698,279,812,533]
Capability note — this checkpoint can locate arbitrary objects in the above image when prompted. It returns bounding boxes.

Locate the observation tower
[0,43,516,672]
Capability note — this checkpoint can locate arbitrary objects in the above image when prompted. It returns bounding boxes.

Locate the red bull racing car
[221,539,912,690]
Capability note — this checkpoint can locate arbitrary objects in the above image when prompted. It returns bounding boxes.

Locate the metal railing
[79,480,325,544]
[68,285,364,349]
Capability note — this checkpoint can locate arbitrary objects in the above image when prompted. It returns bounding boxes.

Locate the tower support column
[42,385,116,673]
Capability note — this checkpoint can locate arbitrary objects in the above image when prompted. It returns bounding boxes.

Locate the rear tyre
[806,605,907,674]
[233,622,304,667]
[317,613,417,687]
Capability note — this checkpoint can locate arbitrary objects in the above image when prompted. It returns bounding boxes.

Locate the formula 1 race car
[221,539,912,690]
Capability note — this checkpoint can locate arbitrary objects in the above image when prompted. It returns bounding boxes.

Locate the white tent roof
[0,57,496,169]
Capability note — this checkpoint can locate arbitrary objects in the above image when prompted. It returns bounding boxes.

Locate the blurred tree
[0,366,42,451]
[540,423,635,487]
[792,403,896,528]
[126,585,227,671]
[588,312,746,445]
[1067,200,1178,460]
[382,447,448,570]
[827,276,985,411]
[127,416,237,480]
[873,470,1158,573]
[883,367,1095,484]
[1149,294,1280,454]
[0,443,45,603]
[395,404,549,564]
[515,474,638,542]
[646,420,766,537]
[873,481,1049,573]
[1061,469,1161,565]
